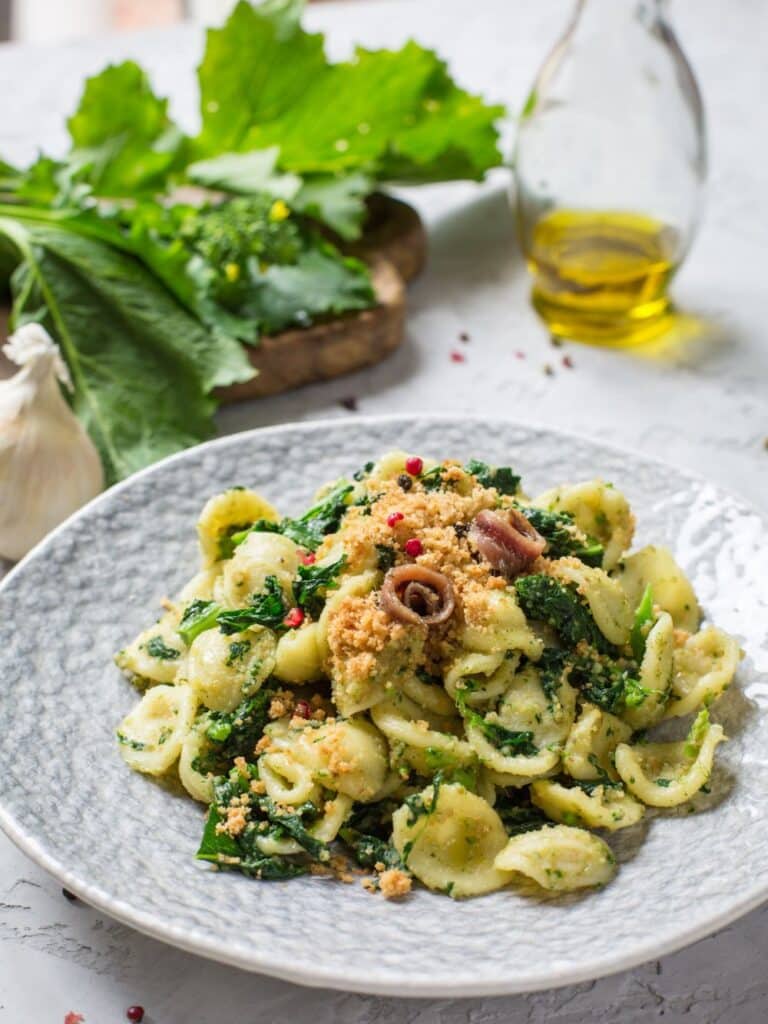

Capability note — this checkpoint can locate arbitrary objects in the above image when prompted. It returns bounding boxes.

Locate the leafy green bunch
[0,0,504,484]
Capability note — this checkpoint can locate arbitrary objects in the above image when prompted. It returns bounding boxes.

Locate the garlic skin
[0,323,104,561]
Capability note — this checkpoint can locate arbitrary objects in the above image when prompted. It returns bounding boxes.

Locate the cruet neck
[571,0,667,32]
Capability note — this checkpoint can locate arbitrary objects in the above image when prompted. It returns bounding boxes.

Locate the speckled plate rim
[0,413,766,998]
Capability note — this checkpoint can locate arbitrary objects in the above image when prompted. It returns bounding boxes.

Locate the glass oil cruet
[514,0,707,345]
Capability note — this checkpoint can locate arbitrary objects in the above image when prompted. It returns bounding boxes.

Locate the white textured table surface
[1,1,767,1020]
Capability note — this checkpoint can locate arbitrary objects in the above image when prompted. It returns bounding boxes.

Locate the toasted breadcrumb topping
[378,868,412,899]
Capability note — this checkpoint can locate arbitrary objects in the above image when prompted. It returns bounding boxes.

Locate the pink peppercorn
[283,608,305,628]
[450,350,466,363]
[387,511,404,528]
[126,1009,145,1023]
[301,552,316,565]
[404,538,423,557]
[404,456,423,476]
[295,700,311,719]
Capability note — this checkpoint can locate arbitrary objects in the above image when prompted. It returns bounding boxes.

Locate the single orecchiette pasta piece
[274,622,324,683]
[185,626,275,713]
[371,693,475,777]
[392,782,512,897]
[178,719,216,803]
[533,479,635,570]
[399,672,458,718]
[197,488,280,567]
[464,665,576,777]
[621,611,675,730]
[177,566,221,604]
[218,531,300,609]
[258,750,322,807]
[115,609,185,686]
[615,709,725,807]
[531,779,645,832]
[255,793,354,857]
[616,545,700,633]
[459,589,544,660]
[443,651,506,704]
[270,718,390,802]
[562,703,633,782]
[117,684,197,775]
[550,558,632,645]
[666,626,741,718]
[494,824,616,891]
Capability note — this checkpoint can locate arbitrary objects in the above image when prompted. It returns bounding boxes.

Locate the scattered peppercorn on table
[1,0,767,1021]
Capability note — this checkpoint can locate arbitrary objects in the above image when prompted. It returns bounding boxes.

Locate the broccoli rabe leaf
[66,61,182,197]
[464,459,521,495]
[217,576,288,633]
[200,685,278,766]
[515,574,615,655]
[293,554,347,618]
[234,480,354,552]
[339,826,404,871]
[455,685,538,758]
[194,1,503,185]
[197,767,308,879]
[145,636,181,660]
[520,506,604,567]
[252,795,330,862]
[493,795,551,837]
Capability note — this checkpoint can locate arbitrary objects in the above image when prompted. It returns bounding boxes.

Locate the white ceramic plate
[0,416,766,997]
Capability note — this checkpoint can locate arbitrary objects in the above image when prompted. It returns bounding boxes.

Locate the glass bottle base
[531,288,674,347]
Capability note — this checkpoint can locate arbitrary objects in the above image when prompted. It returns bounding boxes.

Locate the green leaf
[464,459,521,495]
[145,636,181,660]
[515,574,615,655]
[67,62,182,196]
[454,683,538,758]
[234,479,354,552]
[292,172,372,240]
[293,554,347,618]
[0,219,253,484]
[241,246,374,334]
[187,147,302,199]
[520,506,604,567]
[630,584,655,662]
[217,576,288,633]
[194,2,502,184]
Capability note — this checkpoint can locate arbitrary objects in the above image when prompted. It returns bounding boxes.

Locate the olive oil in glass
[515,0,706,345]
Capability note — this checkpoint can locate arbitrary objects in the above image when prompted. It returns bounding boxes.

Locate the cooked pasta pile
[115,452,741,898]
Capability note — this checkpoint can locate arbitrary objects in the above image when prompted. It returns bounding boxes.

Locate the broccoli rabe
[515,574,615,655]
[232,479,354,552]
[464,459,521,496]
[519,506,604,566]
[196,765,308,880]
[455,683,538,757]
[293,554,346,618]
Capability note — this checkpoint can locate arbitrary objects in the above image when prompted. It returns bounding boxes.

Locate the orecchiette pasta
[530,779,645,832]
[562,703,632,782]
[616,545,700,632]
[615,710,725,807]
[666,627,741,718]
[197,488,280,567]
[185,626,275,712]
[117,684,197,775]
[534,479,634,570]
[392,783,512,896]
[494,824,616,891]
[116,451,740,900]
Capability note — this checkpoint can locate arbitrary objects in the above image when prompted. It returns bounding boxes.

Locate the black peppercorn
[397,473,413,492]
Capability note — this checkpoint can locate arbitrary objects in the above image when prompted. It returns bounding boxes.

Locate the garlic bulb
[0,323,104,561]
